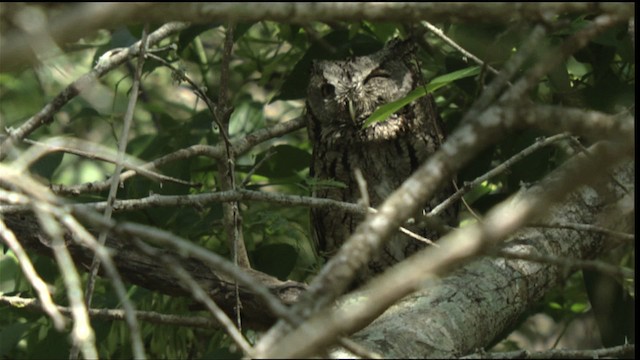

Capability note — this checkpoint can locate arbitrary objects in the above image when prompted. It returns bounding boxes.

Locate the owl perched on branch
[306,38,457,282]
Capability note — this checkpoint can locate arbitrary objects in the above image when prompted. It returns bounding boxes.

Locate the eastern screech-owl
[306,38,456,282]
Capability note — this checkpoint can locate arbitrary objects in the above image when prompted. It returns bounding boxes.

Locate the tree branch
[0,21,189,159]
[1,3,633,72]
[0,295,222,329]
[274,149,633,358]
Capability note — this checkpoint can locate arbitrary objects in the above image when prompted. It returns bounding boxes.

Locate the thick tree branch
[1,3,633,72]
[272,149,633,358]
[1,208,307,329]
[255,12,632,351]
[255,101,634,355]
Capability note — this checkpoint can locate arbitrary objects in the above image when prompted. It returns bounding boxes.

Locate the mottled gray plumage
[306,38,456,282]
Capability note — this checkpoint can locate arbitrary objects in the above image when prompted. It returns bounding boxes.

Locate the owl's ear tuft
[385,37,417,56]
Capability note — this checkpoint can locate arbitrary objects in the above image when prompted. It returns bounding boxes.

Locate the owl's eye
[320,83,335,98]
[364,68,391,83]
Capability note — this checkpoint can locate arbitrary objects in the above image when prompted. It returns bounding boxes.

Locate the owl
[306,38,457,283]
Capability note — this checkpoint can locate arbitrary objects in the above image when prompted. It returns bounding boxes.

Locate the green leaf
[178,25,209,53]
[251,144,310,179]
[570,302,588,313]
[229,99,265,136]
[429,65,482,88]
[0,322,32,357]
[362,66,480,128]
[548,302,563,310]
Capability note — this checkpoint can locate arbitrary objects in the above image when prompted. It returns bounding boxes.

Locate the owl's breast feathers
[306,38,455,281]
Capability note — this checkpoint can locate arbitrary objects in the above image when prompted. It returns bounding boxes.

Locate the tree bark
[1,211,307,330]
[333,160,633,358]
[2,156,632,357]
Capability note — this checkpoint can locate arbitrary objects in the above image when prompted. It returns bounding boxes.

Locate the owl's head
[306,39,417,131]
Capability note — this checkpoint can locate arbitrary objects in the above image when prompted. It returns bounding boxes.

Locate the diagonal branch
[0,21,189,159]
[266,141,633,358]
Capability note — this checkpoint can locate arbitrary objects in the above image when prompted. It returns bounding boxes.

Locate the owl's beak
[348,100,357,123]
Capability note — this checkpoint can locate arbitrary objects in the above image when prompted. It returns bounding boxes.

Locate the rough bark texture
[1,212,306,330]
[332,160,633,358]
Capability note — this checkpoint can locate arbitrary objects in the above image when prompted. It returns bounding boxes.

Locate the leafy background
[0,12,634,359]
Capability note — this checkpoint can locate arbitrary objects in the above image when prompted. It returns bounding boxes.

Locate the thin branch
[429,133,573,217]
[422,21,502,77]
[85,25,147,304]
[0,218,67,330]
[60,212,143,360]
[261,140,632,358]
[214,22,250,332]
[78,25,149,360]
[0,295,220,329]
[133,240,253,357]
[0,165,98,359]
[39,208,98,360]
[0,189,364,216]
[0,21,189,159]
[49,116,306,196]
[254,14,632,353]
[2,187,442,248]
[495,249,633,279]
[336,338,382,359]
[501,13,626,104]
[528,221,634,243]
[241,148,276,187]
[69,206,301,327]
[21,137,197,187]
[461,343,635,359]
[461,25,547,124]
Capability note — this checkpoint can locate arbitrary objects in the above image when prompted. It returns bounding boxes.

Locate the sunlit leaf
[363,66,480,128]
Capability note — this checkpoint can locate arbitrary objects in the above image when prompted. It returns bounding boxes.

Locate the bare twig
[21,138,197,187]
[429,133,573,217]
[422,21,502,77]
[0,218,66,330]
[461,25,547,124]
[354,168,370,209]
[262,140,632,358]
[501,13,626,104]
[0,294,221,329]
[133,240,253,357]
[77,25,150,360]
[68,206,300,327]
[528,221,634,242]
[461,343,635,359]
[0,21,189,159]
[254,14,632,353]
[214,23,251,333]
[495,249,633,279]
[49,116,306,196]
[40,209,98,360]
[1,166,98,359]
[241,148,276,187]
